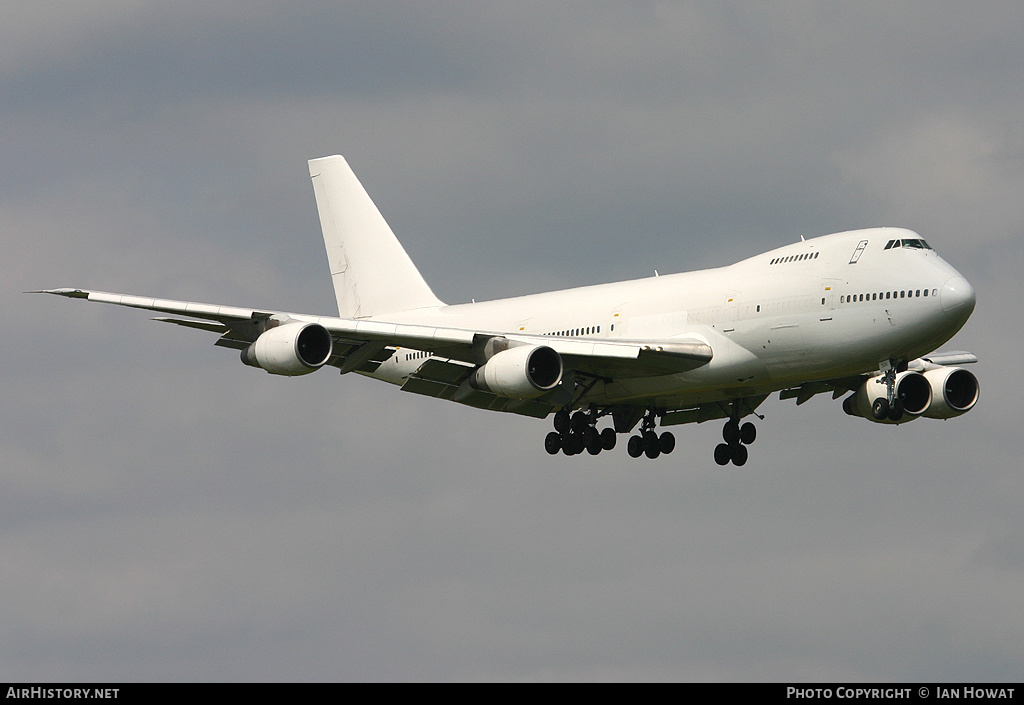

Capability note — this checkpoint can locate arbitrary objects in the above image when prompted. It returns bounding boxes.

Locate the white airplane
[37,155,979,465]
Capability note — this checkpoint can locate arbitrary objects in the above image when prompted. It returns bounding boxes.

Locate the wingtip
[26,288,90,298]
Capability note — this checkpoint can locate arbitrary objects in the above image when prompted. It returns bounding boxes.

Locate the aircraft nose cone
[940,276,976,317]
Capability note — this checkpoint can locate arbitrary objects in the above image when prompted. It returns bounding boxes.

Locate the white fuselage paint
[370,228,976,410]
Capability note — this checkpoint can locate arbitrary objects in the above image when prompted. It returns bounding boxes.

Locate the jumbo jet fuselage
[374,227,975,409]
[40,155,978,465]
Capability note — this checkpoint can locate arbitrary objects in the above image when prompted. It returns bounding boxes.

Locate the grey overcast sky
[4,1,1023,681]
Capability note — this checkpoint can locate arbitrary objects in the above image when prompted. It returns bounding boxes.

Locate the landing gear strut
[545,407,672,460]
[626,411,675,460]
[872,359,906,422]
[546,403,762,467]
[714,401,757,466]
[545,408,616,456]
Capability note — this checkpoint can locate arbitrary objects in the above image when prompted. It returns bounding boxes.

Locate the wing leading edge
[36,287,713,383]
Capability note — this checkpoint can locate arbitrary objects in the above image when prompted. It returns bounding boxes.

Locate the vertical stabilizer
[308,155,445,318]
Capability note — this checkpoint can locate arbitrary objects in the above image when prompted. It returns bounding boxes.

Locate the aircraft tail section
[309,155,444,318]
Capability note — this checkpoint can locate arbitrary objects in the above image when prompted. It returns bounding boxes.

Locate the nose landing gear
[871,359,907,422]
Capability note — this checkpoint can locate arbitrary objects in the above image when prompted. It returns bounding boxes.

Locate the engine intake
[922,367,979,419]
[241,321,333,376]
[843,370,931,424]
[471,344,563,399]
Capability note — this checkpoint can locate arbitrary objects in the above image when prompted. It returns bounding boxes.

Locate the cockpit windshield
[884,238,932,250]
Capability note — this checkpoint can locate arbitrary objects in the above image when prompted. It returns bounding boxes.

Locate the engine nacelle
[921,366,979,419]
[471,344,563,399]
[843,370,932,424]
[241,321,333,376]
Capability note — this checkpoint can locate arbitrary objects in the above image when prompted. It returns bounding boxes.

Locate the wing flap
[661,394,769,426]
[39,288,713,383]
[153,317,227,334]
[399,358,552,418]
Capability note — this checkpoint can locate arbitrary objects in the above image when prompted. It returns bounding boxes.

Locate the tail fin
[308,155,444,318]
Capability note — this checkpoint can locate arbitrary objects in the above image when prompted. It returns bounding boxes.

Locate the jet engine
[843,370,932,424]
[241,321,333,376]
[471,344,563,399]
[921,366,979,419]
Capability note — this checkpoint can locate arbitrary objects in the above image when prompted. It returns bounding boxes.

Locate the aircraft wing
[37,288,713,381]
[775,350,979,407]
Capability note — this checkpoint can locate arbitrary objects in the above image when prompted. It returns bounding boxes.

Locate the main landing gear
[543,408,674,460]
[544,403,758,466]
[625,411,675,460]
[712,400,758,466]
[713,419,756,466]
[545,409,616,456]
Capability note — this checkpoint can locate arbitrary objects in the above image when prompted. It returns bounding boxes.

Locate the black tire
[600,427,617,451]
[563,433,583,456]
[644,442,661,459]
[571,411,590,433]
[714,443,731,466]
[731,443,748,466]
[544,431,561,455]
[887,399,904,422]
[723,420,740,444]
[554,410,570,433]
[872,397,890,420]
[739,422,756,445]
[627,435,644,458]
[659,432,675,454]
[585,428,603,455]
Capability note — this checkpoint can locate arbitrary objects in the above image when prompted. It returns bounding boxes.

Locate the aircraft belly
[591,333,767,405]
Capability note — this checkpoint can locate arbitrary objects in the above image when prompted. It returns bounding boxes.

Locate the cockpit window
[886,238,932,250]
[900,238,932,249]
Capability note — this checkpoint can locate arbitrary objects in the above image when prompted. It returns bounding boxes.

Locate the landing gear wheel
[872,397,890,420]
[723,420,740,445]
[659,432,675,454]
[627,435,644,458]
[571,411,590,433]
[553,409,570,434]
[714,443,731,466]
[731,443,748,466]
[585,427,602,455]
[544,431,561,455]
[600,427,617,451]
[562,433,584,456]
[642,431,661,459]
[887,399,905,422]
[739,422,756,445]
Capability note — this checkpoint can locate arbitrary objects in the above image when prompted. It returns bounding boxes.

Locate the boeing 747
[37,155,979,465]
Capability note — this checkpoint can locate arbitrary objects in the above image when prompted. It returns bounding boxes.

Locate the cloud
[4,1,1022,681]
